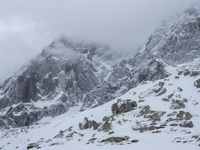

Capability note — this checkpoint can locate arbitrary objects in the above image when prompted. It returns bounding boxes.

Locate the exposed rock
[171,100,185,109]
[87,138,97,144]
[100,121,112,132]
[132,124,166,133]
[0,97,12,110]
[144,111,166,122]
[138,105,165,122]
[176,111,193,120]
[79,117,100,130]
[130,139,139,143]
[156,88,167,96]
[6,103,42,127]
[81,83,115,111]
[101,136,130,143]
[102,116,110,122]
[194,78,200,88]
[153,82,164,93]
[43,103,68,117]
[54,130,65,139]
[27,143,40,149]
[162,94,174,102]
[0,119,8,129]
[179,121,194,128]
[138,105,151,116]
[42,72,57,96]
[16,73,38,103]
[111,99,137,115]
[65,131,84,140]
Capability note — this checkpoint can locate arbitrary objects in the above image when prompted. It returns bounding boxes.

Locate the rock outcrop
[79,117,100,130]
[112,100,137,115]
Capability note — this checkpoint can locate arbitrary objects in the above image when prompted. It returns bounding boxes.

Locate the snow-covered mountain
[1,7,200,150]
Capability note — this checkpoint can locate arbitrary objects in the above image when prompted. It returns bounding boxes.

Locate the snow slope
[1,66,200,150]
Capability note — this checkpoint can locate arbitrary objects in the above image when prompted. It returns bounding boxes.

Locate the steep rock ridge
[157,16,200,64]
[0,37,114,128]
[82,8,200,109]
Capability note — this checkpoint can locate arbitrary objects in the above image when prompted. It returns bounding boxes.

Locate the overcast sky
[0,0,199,81]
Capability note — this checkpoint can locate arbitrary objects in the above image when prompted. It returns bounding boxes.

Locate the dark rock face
[27,143,40,149]
[171,100,186,109]
[102,116,110,122]
[111,63,130,79]
[179,121,194,128]
[13,111,41,127]
[43,103,68,117]
[138,105,166,122]
[100,121,112,132]
[0,97,12,110]
[0,38,110,128]
[63,57,98,94]
[42,73,57,96]
[74,60,98,93]
[0,102,69,128]
[132,124,166,133]
[143,111,166,122]
[112,100,137,115]
[0,119,8,129]
[158,17,200,64]
[101,136,130,143]
[79,117,100,130]
[176,111,193,120]
[80,83,116,111]
[16,73,38,103]
[194,79,200,88]
[135,59,169,83]
[138,105,151,116]
[3,103,42,127]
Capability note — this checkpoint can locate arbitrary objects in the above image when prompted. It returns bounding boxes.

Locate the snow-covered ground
[1,71,200,150]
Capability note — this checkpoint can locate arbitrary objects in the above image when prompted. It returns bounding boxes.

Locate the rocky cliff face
[0,37,115,128]
[1,9,200,129]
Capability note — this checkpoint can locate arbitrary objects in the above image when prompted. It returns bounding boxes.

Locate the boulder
[144,111,166,122]
[27,143,40,149]
[138,105,151,116]
[138,105,165,122]
[194,79,200,88]
[111,99,137,115]
[102,116,110,122]
[170,100,185,109]
[179,121,194,128]
[132,124,166,133]
[79,117,100,130]
[101,121,112,132]
[101,136,130,143]
[176,111,192,120]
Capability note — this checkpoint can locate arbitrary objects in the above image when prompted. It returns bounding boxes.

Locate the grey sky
[0,0,199,81]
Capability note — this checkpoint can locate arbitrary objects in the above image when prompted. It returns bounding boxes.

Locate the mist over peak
[0,0,199,80]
